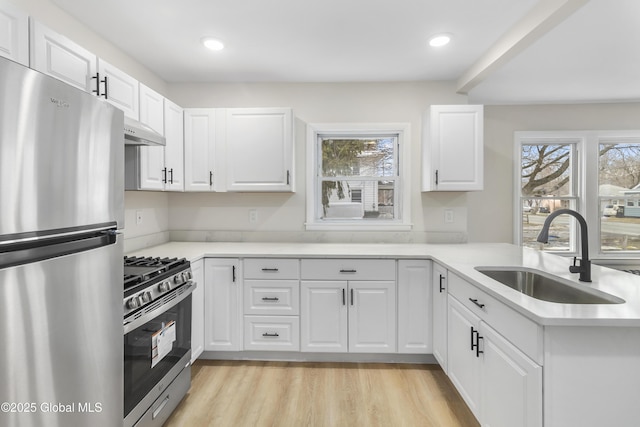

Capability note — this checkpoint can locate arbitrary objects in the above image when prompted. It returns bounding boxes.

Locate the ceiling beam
[456,0,590,95]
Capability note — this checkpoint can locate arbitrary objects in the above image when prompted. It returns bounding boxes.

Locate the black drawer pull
[439,274,445,292]
[261,268,279,272]
[339,269,357,273]
[262,332,279,338]
[469,298,485,309]
[261,297,280,302]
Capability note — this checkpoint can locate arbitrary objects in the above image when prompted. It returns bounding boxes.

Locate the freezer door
[0,57,124,235]
[0,236,123,427]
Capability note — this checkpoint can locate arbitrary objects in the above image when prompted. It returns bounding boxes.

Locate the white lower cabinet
[300,280,396,353]
[190,259,204,363]
[204,258,242,351]
[397,260,432,354]
[432,263,448,371]
[244,316,300,351]
[447,292,542,427]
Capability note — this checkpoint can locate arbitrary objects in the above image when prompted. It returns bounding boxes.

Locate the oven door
[123,282,193,425]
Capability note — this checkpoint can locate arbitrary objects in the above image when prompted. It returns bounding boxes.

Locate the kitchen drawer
[301,259,395,281]
[243,316,300,351]
[448,272,543,364]
[244,280,299,315]
[244,258,300,279]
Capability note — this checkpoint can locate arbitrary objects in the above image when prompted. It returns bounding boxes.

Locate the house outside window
[306,123,411,231]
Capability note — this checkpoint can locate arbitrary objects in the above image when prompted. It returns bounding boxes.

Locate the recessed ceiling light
[429,34,451,47]
[202,37,225,51]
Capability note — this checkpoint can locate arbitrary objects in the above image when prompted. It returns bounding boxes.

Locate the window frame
[306,123,412,231]
[515,130,640,260]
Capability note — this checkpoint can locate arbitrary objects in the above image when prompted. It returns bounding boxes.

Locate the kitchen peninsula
[129,241,640,427]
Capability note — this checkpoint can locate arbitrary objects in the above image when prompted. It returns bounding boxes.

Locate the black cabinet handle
[470,326,476,351]
[232,265,236,282]
[350,288,354,306]
[435,169,439,185]
[469,298,485,309]
[169,168,174,184]
[261,268,279,272]
[92,73,101,96]
[102,75,109,99]
[261,297,279,302]
[286,170,290,185]
[262,332,279,338]
[342,288,346,306]
[340,269,357,273]
[209,171,213,186]
[162,167,167,184]
[439,274,445,293]
[92,73,107,99]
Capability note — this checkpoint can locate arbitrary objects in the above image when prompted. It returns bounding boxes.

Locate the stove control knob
[158,281,171,292]
[173,274,182,284]
[185,271,193,280]
[136,295,145,306]
[126,297,140,310]
[141,292,152,303]
[181,272,189,282]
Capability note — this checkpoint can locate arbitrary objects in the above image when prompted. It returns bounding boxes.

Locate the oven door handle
[124,282,196,334]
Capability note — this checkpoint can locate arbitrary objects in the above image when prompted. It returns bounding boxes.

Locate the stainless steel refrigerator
[0,57,124,426]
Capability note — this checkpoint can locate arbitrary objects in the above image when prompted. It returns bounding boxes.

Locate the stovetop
[123,256,190,293]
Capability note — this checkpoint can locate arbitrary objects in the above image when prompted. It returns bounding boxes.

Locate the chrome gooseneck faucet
[536,209,592,282]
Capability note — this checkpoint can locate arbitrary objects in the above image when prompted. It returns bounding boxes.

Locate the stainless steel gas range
[123,256,195,427]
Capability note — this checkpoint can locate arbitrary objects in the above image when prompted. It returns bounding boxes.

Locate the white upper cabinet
[163,98,184,192]
[137,83,165,190]
[0,1,28,66]
[422,105,484,191]
[98,58,139,119]
[225,108,294,192]
[184,108,221,192]
[30,19,97,92]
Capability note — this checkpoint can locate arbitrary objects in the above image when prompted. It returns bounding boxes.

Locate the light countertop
[128,241,640,327]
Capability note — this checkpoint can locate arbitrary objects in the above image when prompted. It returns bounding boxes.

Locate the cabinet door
[432,263,448,371]
[0,1,28,65]
[480,323,542,427]
[447,295,481,419]
[349,281,396,353]
[98,59,139,119]
[184,109,219,192]
[204,259,242,351]
[423,105,483,191]
[300,281,347,352]
[190,259,204,363]
[30,20,97,92]
[397,260,432,354]
[225,107,293,192]
[163,99,184,191]
[138,84,166,190]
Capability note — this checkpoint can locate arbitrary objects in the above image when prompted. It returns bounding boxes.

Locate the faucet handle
[572,256,578,267]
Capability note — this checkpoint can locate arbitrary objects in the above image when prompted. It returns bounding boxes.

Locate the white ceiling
[52,0,640,105]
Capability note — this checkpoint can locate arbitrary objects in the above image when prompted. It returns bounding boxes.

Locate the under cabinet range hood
[124,116,166,146]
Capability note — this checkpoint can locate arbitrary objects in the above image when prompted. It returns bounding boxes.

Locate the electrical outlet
[136,210,143,225]
[249,209,258,224]
[444,209,454,223]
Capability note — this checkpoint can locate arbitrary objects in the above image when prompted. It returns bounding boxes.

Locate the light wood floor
[164,360,479,427]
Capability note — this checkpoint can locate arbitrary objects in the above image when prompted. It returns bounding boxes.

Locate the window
[517,138,579,252]
[515,131,640,259]
[306,123,411,230]
[598,140,640,252]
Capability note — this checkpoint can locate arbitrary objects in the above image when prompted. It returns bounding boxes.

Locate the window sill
[305,222,413,232]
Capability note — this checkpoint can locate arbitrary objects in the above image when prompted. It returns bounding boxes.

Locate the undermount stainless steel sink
[475,267,625,304]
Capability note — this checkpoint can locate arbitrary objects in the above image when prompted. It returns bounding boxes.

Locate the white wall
[469,102,640,243]
[165,81,471,244]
